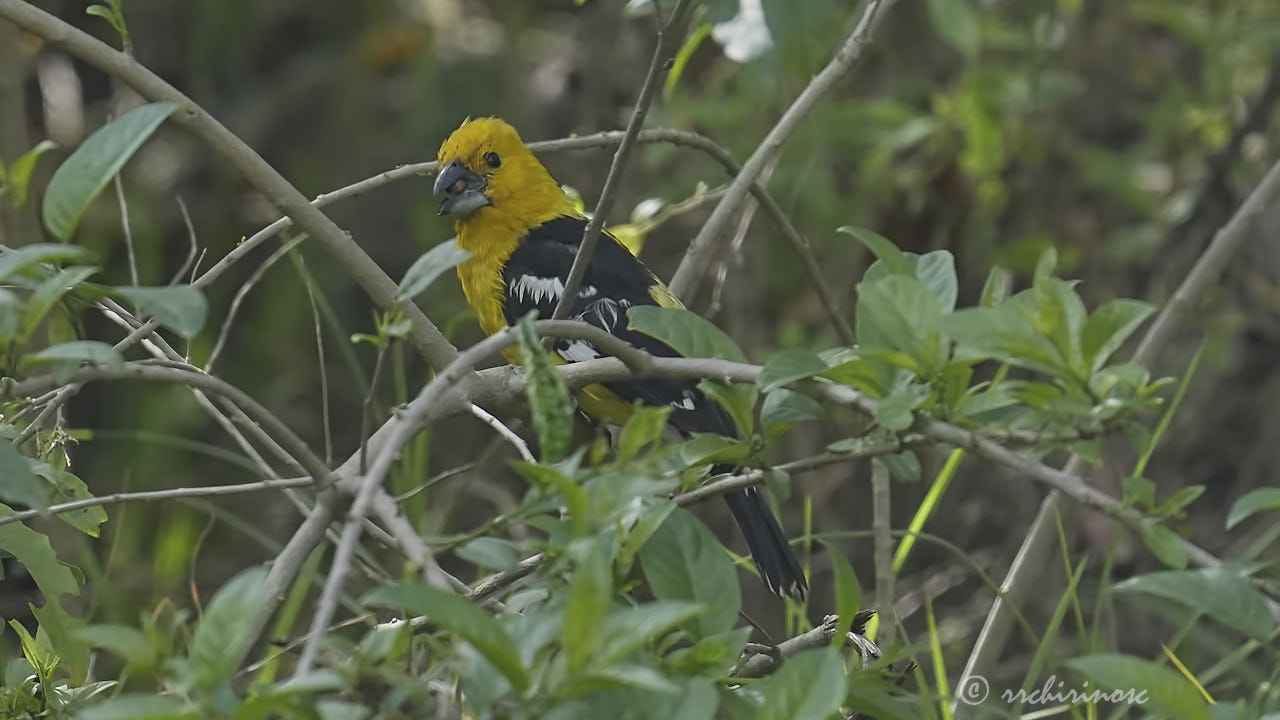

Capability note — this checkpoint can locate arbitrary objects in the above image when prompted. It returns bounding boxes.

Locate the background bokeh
[3,0,1279,693]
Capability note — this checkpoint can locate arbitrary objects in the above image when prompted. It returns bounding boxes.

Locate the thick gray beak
[433,161,490,216]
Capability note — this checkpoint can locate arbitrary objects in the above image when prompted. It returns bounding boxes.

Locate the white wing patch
[511,275,564,305]
[559,339,601,363]
[672,390,697,410]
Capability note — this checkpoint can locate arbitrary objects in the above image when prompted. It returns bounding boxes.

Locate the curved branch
[668,0,892,300]
[0,0,458,371]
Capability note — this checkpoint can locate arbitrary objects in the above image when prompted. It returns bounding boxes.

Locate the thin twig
[551,0,694,319]
[112,173,138,286]
[871,458,894,643]
[468,404,535,463]
[0,477,312,528]
[0,0,459,371]
[668,0,892,300]
[205,235,305,372]
[170,195,199,285]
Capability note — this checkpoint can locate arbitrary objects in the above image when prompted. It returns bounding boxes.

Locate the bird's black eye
[484,151,501,168]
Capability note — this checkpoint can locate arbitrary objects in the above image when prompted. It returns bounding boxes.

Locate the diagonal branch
[551,0,695,320]
[0,0,458,371]
[668,0,893,300]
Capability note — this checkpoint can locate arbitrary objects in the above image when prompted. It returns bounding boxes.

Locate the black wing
[501,216,735,438]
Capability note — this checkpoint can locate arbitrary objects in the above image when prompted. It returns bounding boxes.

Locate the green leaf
[627,306,746,362]
[1066,654,1209,720]
[1113,566,1277,640]
[515,313,574,462]
[33,598,89,683]
[1227,487,1280,529]
[115,285,208,339]
[0,505,79,603]
[925,0,980,57]
[757,349,827,393]
[74,694,195,720]
[42,102,178,241]
[1082,299,1154,373]
[941,306,1068,376]
[873,394,915,431]
[761,389,825,429]
[979,266,1008,307]
[1122,475,1156,508]
[666,22,713,97]
[617,405,673,461]
[189,567,266,691]
[20,265,98,341]
[76,624,156,669]
[856,275,943,367]
[455,537,519,571]
[7,140,57,208]
[397,239,471,300]
[563,537,613,671]
[26,341,124,383]
[364,581,530,692]
[1139,524,1187,569]
[599,600,702,664]
[838,227,913,275]
[0,442,46,510]
[826,544,861,648]
[638,508,739,638]
[1032,278,1087,373]
[915,250,957,312]
[754,647,846,720]
[0,243,93,282]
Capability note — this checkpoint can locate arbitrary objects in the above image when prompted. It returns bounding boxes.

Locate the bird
[433,117,806,599]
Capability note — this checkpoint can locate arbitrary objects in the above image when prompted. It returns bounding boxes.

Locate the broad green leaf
[20,265,98,341]
[1082,299,1154,373]
[563,537,612,671]
[115,285,208,339]
[697,380,756,438]
[873,394,915,431]
[856,275,943,366]
[1227,487,1280,529]
[761,389,825,429]
[1030,278,1087,373]
[26,341,124,383]
[1123,475,1157,508]
[620,503,674,570]
[189,567,267,691]
[1114,566,1277,640]
[882,450,921,482]
[754,647,846,720]
[1066,654,1209,720]
[0,442,46,510]
[0,243,92,282]
[757,349,827,392]
[32,598,89,682]
[455,537,519,571]
[397,239,471,300]
[316,701,372,720]
[515,313,573,462]
[7,139,57,207]
[617,405,672,461]
[941,306,1067,376]
[672,434,751,468]
[0,504,79,602]
[38,466,107,537]
[1139,524,1188,569]
[915,250,958,312]
[74,694,196,720]
[838,226,913,275]
[925,0,980,57]
[627,306,747,362]
[76,624,156,669]
[364,581,530,692]
[639,508,739,637]
[42,102,179,241]
[599,600,702,664]
[825,544,861,648]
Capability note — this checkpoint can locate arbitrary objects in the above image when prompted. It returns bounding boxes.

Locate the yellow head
[433,118,576,234]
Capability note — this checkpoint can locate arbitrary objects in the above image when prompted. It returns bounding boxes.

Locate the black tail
[722,483,808,600]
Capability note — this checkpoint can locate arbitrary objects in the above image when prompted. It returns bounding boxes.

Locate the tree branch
[668,0,892,300]
[0,0,459,371]
[552,0,694,320]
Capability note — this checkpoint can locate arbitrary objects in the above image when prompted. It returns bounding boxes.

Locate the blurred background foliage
[3,0,1280,701]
